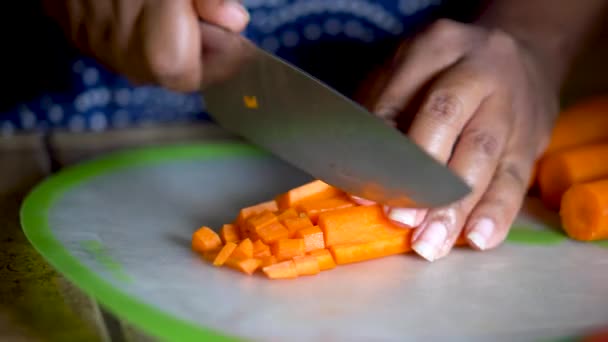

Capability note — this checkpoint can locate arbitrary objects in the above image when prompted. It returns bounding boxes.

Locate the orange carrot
[260,255,277,268]
[329,233,412,265]
[297,196,355,223]
[231,238,253,260]
[219,224,240,244]
[262,260,298,279]
[277,208,298,221]
[560,179,608,241]
[252,240,271,258]
[202,250,219,262]
[192,227,222,253]
[293,255,320,276]
[308,249,336,270]
[245,210,278,239]
[213,242,237,266]
[225,257,261,275]
[271,239,305,261]
[282,216,314,236]
[295,226,325,252]
[538,143,608,209]
[257,222,290,244]
[455,232,468,246]
[235,200,278,228]
[275,180,343,210]
[318,205,407,246]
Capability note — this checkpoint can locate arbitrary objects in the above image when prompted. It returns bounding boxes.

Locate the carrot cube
[257,222,290,244]
[225,257,261,275]
[282,216,314,236]
[235,200,278,227]
[220,224,240,244]
[277,208,299,221]
[293,255,320,276]
[329,234,412,265]
[253,240,271,258]
[260,255,277,268]
[275,180,343,210]
[308,249,336,270]
[192,226,222,253]
[295,226,325,252]
[231,238,253,260]
[272,239,305,261]
[297,196,355,223]
[213,242,237,266]
[262,260,298,279]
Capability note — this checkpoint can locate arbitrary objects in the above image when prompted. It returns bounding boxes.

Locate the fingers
[464,150,532,251]
[193,0,250,32]
[411,94,511,261]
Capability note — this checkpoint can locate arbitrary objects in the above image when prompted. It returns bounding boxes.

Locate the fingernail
[350,195,376,206]
[412,222,447,262]
[388,208,418,227]
[467,218,494,250]
[220,2,250,30]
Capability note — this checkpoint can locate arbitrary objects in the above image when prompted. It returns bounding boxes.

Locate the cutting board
[20,142,608,342]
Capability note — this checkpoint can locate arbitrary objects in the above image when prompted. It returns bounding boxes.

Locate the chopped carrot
[235,200,278,228]
[225,257,261,275]
[308,249,336,270]
[245,210,278,239]
[282,216,314,236]
[257,222,290,244]
[560,179,608,241]
[271,239,305,261]
[231,238,253,260]
[297,196,355,223]
[262,260,298,279]
[252,240,271,258]
[277,208,298,221]
[202,250,219,262]
[293,255,320,276]
[295,226,325,252]
[275,180,343,210]
[329,233,412,265]
[219,224,240,244]
[455,232,468,246]
[192,226,222,253]
[260,255,277,268]
[318,205,407,247]
[538,143,608,209]
[213,242,237,266]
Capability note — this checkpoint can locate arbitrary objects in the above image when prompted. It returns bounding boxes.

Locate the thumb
[193,0,250,32]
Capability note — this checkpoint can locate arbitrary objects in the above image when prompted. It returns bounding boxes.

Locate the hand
[355,19,560,261]
[42,0,250,92]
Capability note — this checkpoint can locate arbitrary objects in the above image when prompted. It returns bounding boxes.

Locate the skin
[43,1,607,261]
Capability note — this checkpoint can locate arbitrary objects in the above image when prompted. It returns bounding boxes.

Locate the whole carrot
[560,179,608,241]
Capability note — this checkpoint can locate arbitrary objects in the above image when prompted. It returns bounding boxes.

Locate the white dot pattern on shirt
[83,68,100,86]
[303,23,322,40]
[112,110,130,128]
[48,105,64,123]
[324,18,342,35]
[261,36,280,52]
[114,89,131,106]
[281,30,300,47]
[69,115,85,132]
[19,107,36,129]
[90,112,108,131]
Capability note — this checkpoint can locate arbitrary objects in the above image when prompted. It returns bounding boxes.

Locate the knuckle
[423,90,464,122]
[500,162,527,189]
[428,18,463,37]
[487,29,519,56]
[461,128,501,158]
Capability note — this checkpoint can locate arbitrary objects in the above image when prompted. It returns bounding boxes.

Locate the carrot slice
[219,224,240,244]
[318,205,407,246]
[282,216,314,236]
[235,200,278,228]
[192,226,222,253]
[329,233,412,265]
[253,240,271,258]
[225,257,261,275]
[538,143,608,209]
[262,260,298,279]
[271,239,305,261]
[231,238,253,260]
[212,242,237,266]
[297,196,355,223]
[560,179,608,241]
[260,255,277,268]
[277,208,299,221]
[308,249,336,270]
[275,180,343,210]
[293,255,320,276]
[257,222,290,244]
[295,226,325,252]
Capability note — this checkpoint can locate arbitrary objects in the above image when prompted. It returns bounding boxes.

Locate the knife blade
[200,22,471,208]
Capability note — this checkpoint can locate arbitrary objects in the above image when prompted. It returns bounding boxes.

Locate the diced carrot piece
[245,210,278,240]
[277,208,298,221]
[275,180,343,210]
[260,255,277,268]
[538,143,608,209]
[231,238,253,260]
[293,255,320,276]
[253,240,271,258]
[257,222,290,244]
[309,249,336,270]
[213,242,237,266]
[297,196,355,223]
[202,250,219,262]
[225,257,261,275]
[271,239,305,261]
[235,200,278,227]
[219,224,240,244]
[329,233,412,265]
[192,226,222,253]
[455,232,468,247]
[282,216,314,236]
[295,226,325,252]
[560,179,608,241]
[318,205,407,247]
[262,260,298,279]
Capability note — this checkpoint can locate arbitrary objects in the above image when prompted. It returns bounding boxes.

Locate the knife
[199,22,471,208]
